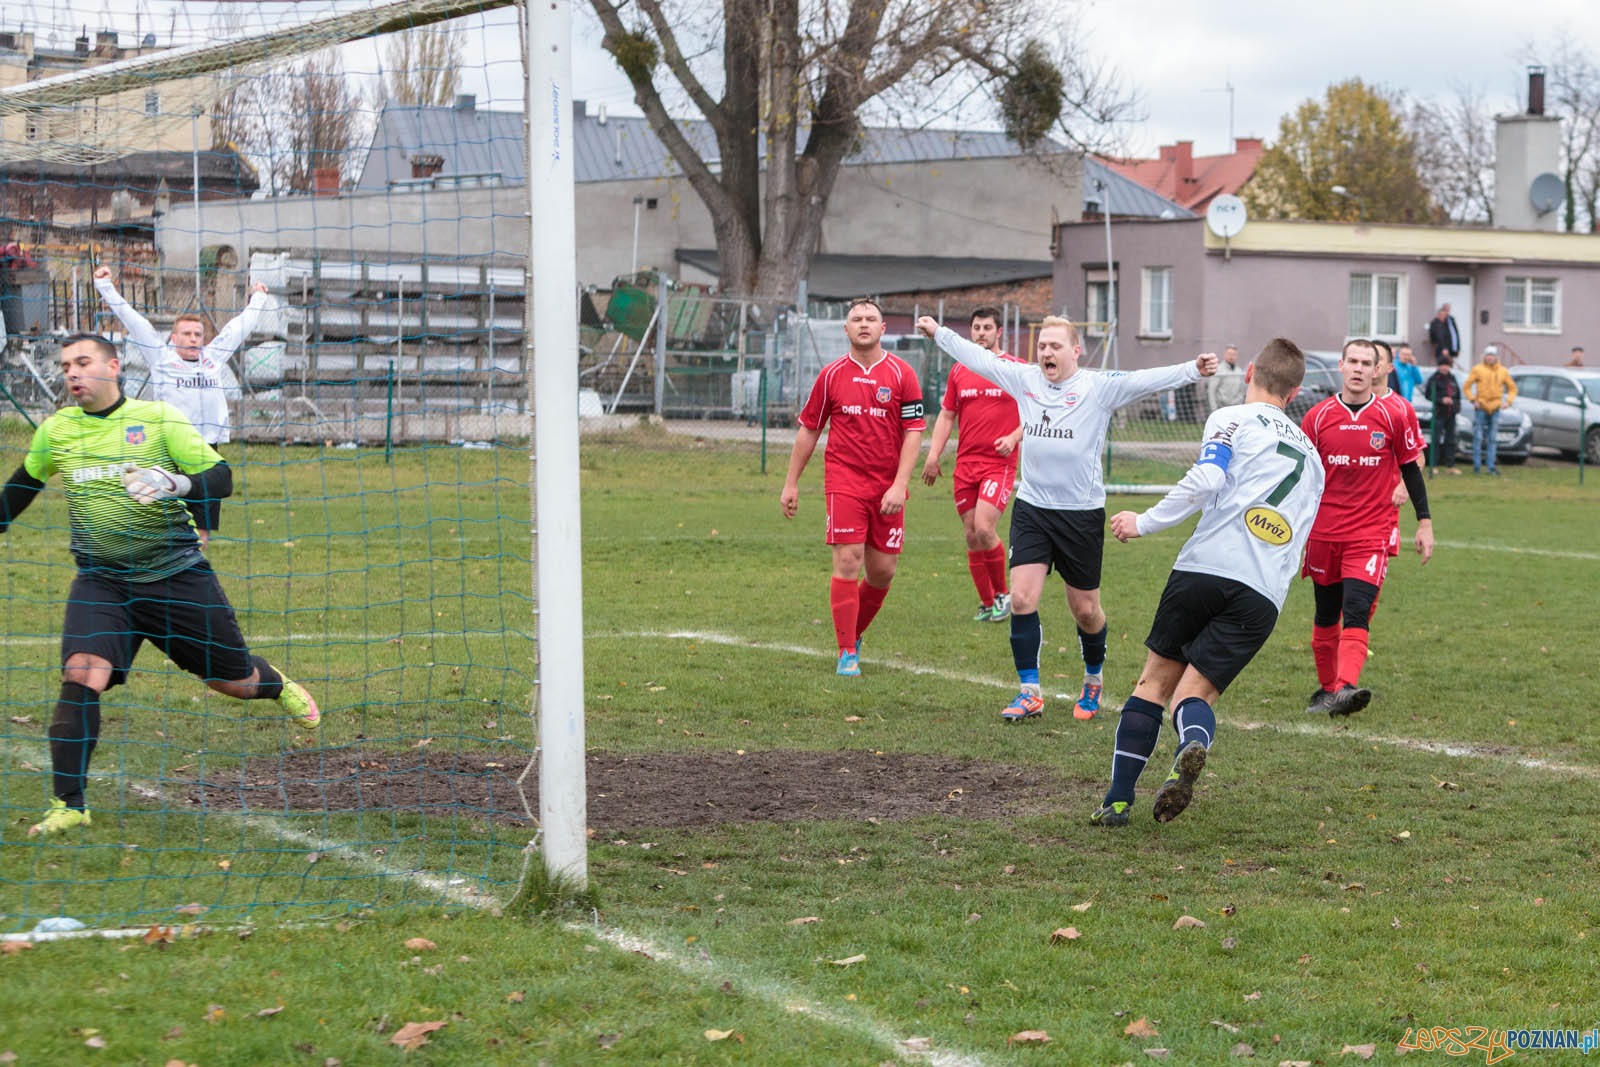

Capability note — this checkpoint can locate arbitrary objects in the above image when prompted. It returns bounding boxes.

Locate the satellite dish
[1530,172,1565,214]
[1206,194,1248,238]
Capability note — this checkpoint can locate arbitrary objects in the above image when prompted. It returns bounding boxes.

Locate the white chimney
[1495,66,1564,231]
[597,102,608,125]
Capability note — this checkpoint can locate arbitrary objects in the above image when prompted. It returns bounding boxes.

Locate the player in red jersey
[781,299,926,676]
[1372,341,1424,563]
[1300,339,1434,717]
[919,306,1025,623]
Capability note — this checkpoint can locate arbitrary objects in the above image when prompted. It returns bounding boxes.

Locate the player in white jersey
[917,315,1218,723]
[93,267,269,544]
[1091,338,1324,826]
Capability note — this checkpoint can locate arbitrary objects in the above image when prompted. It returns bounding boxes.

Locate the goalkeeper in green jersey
[0,334,321,837]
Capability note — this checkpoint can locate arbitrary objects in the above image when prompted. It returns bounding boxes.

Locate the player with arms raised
[919,306,1024,623]
[93,266,270,545]
[917,314,1217,723]
[782,299,925,676]
[1093,338,1324,826]
[1,334,320,837]
[1300,339,1434,717]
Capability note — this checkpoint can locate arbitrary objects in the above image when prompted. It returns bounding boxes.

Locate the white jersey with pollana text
[933,326,1201,511]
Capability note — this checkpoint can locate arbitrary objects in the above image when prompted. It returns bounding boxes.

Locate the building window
[1084,270,1118,337]
[1504,276,1560,331]
[1140,267,1173,338]
[1347,272,1403,339]
[144,89,159,115]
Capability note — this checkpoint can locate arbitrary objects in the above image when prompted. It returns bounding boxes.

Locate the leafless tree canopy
[211,51,368,195]
[588,0,1134,301]
[1410,84,1496,225]
[1523,38,1600,232]
[382,26,466,107]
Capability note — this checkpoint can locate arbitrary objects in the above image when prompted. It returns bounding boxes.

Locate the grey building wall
[161,153,1078,292]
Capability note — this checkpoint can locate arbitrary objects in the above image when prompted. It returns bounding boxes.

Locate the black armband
[183,461,234,504]
[0,464,44,533]
[1399,460,1429,521]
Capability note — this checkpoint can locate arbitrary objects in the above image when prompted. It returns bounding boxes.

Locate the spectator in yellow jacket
[1464,348,1517,475]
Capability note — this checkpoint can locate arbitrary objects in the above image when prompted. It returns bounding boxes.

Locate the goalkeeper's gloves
[121,463,191,504]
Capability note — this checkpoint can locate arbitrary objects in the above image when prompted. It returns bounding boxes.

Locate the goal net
[0,0,541,931]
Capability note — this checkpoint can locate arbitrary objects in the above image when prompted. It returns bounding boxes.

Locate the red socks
[1312,624,1341,692]
[966,551,995,606]
[855,581,890,645]
[984,543,1008,595]
[830,577,857,653]
[1337,627,1370,689]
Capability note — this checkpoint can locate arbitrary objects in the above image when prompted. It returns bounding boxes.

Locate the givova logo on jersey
[1243,506,1293,545]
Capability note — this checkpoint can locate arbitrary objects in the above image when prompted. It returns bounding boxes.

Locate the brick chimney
[1528,65,1546,115]
[313,167,341,198]
[94,30,117,58]
[410,153,444,179]
[1234,137,1263,154]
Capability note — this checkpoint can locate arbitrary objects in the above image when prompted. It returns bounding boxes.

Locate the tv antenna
[1205,80,1235,145]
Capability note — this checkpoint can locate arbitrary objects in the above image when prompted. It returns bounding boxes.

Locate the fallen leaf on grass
[901,1037,933,1052]
[175,904,206,917]
[204,1005,225,1024]
[704,1029,743,1042]
[83,1036,107,1049]
[1340,1044,1376,1060]
[1172,915,1207,929]
[8,715,32,724]
[1221,937,1237,949]
[1278,1060,1311,1067]
[390,1020,448,1051]
[1007,1030,1051,1047]
[1341,883,1365,891]
[843,715,863,723]
[1146,1050,1170,1059]
[0,942,31,956]
[1049,927,1082,944]
[1243,991,1261,1001]
[1124,1017,1159,1038]
[255,1006,284,1018]
[831,954,867,966]
[786,916,821,926]
[1212,1020,1241,1034]
[1071,901,1093,913]
[505,991,524,1003]
[0,1054,16,1064]
[1231,1042,1255,1057]
[403,938,437,951]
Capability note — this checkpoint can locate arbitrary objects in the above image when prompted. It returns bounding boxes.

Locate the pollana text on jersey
[1024,418,1074,440]
[169,373,220,390]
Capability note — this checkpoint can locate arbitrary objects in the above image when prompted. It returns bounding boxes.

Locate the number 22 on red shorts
[1301,539,1388,586]
[826,491,906,553]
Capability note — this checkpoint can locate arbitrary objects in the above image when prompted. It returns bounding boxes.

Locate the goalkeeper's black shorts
[61,561,252,690]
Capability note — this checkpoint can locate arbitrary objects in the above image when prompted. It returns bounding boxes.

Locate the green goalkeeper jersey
[23,397,222,581]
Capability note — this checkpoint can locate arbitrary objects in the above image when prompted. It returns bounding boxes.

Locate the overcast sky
[19,0,1600,159]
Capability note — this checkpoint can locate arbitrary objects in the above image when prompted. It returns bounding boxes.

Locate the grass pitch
[2,423,1598,1064]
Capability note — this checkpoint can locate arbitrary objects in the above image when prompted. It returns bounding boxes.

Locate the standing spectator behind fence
[1427,305,1460,365]
[92,267,269,545]
[1568,346,1585,368]
[1464,347,1516,476]
[1206,345,1246,411]
[1390,343,1423,401]
[1424,357,1463,474]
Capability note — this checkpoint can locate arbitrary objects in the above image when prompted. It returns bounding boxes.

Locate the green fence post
[385,361,396,464]
[1580,389,1586,485]
[759,363,768,475]
[0,379,37,428]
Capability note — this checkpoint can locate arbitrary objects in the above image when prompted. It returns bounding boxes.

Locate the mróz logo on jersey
[125,425,145,445]
[1243,506,1292,545]
[875,386,891,404]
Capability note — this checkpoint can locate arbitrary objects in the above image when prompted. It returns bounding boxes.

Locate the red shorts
[1387,525,1400,558]
[1301,538,1388,588]
[826,492,905,553]
[952,464,1016,515]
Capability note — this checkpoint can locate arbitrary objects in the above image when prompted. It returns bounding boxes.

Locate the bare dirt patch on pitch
[185,748,1065,829]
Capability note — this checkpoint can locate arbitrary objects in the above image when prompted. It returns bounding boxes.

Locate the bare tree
[587,0,1134,302]
[1411,83,1497,225]
[215,52,367,195]
[1522,38,1600,231]
[382,25,466,106]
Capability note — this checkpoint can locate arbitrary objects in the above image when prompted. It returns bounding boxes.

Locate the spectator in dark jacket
[1424,357,1463,473]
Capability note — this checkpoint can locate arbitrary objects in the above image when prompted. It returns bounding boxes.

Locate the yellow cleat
[28,798,92,837]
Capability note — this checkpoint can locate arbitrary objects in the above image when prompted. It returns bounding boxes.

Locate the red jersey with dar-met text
[941,354,1024,471]
[799,351,926,498]
[1301,393,1421,543]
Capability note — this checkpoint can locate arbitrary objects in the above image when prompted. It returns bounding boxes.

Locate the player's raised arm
[91,267,165,350]
[918,317,1032,397]
[206,282,272,358]
[1099,352,1214,410]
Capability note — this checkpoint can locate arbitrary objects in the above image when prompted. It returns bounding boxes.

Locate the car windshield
[1577,376,1600,402]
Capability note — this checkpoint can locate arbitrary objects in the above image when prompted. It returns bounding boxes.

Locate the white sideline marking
[1434,539,1600,562]
[586,924,990,1067]
[613,629,1599,779]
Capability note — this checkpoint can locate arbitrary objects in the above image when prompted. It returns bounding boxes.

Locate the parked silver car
[1411,365,1534,463]
[1507,365,1600,463]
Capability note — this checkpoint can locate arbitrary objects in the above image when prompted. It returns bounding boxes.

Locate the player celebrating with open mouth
[917,315,1217,723]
